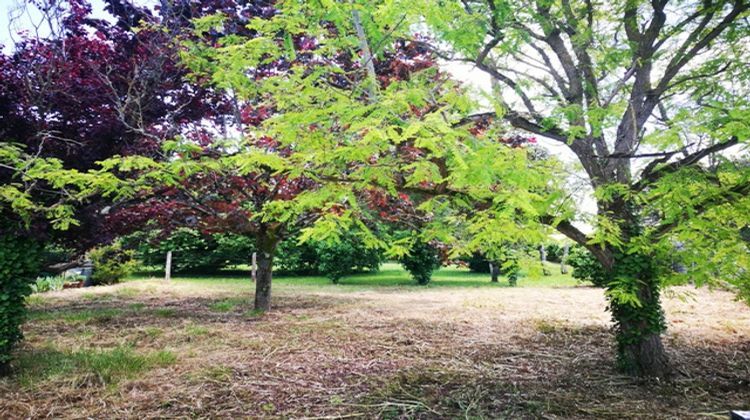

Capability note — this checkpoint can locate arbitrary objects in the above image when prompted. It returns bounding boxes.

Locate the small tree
[400,240,442,285]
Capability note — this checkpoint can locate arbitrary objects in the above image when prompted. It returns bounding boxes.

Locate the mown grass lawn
[3,263,749,418]
[147,262,578,291]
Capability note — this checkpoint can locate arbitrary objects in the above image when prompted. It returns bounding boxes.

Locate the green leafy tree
[412,0,750,376]
[176,1,554,312]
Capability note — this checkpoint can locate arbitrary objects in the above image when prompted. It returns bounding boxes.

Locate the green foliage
[567,245,607,288]
[464,252,491,273]
[14,345,176,387]
[30,276,70,293]
[543,243,563,263]
[463,248,521,285]
[127,229,254,274]
[0,234,42,371]
[605,253,667,373]
[399,240,441,285]
[88,242,136,286]
[315,234,383,284]
[275,237,319,275]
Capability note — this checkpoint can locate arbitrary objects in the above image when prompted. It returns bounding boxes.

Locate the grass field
[2,263,750,418]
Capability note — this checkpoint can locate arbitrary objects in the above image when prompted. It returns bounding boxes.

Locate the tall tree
[414,0,750,377]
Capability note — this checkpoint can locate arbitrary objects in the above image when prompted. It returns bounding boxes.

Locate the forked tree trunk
[254,232,278,313]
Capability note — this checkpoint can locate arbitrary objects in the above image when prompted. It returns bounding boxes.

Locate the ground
[2,264,749,419]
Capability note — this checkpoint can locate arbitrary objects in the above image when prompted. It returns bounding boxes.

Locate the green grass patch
[25,294,47,307]
[115,287,140,298]
[129,302,146,311]
[137,263,578,293]
[209,297,245,312]
[183,324,210,337]
[13,345,176,388]
[153,308,177,318]
[143,327,163,338]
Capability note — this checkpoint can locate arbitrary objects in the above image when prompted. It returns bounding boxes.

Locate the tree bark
[608,270,671,378]
[601,201,671,378]
[254,230,279,313]
[489,262,499,282]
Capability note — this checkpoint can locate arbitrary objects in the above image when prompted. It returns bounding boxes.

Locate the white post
[251,252,257,282]
[165,251,172,282]
[561,244,570,274]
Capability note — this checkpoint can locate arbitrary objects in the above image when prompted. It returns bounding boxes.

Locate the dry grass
[2,277,749,419]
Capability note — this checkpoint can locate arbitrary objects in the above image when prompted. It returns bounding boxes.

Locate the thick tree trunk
[608,270,670,378]
[254,231,278,313]
[588,204,672,378]
[601,199,671,378]
[489,262,499,282]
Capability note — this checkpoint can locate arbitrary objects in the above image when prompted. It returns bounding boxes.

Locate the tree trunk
[489,262,499,282]
[598,201,671,377]
[0,361,10,376]
[608,269,670,378]
[560,244,569,274]
[254,231,278,313]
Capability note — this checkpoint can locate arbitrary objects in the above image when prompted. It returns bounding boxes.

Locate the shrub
[275,238,319,275]
[316,235,383,283]
[88,242,136,285]
[30,276,67,293]
[129,229,254,274]
[0,234,42,374]
[568,245,607,287]
[499,252,521,286]
[464,250,520,285]
[544,243,563,263]
[464,252,491,273]
[400,240,441,285]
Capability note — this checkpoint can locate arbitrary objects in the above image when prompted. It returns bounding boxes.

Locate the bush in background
[544,243,563,263]
[88,241,136,285]
[568,245,607,287]
[316,235,383,283]
[275,238,319,275]
[400,240,441,285]
[127,228,254,274]
[465,252,491,273]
